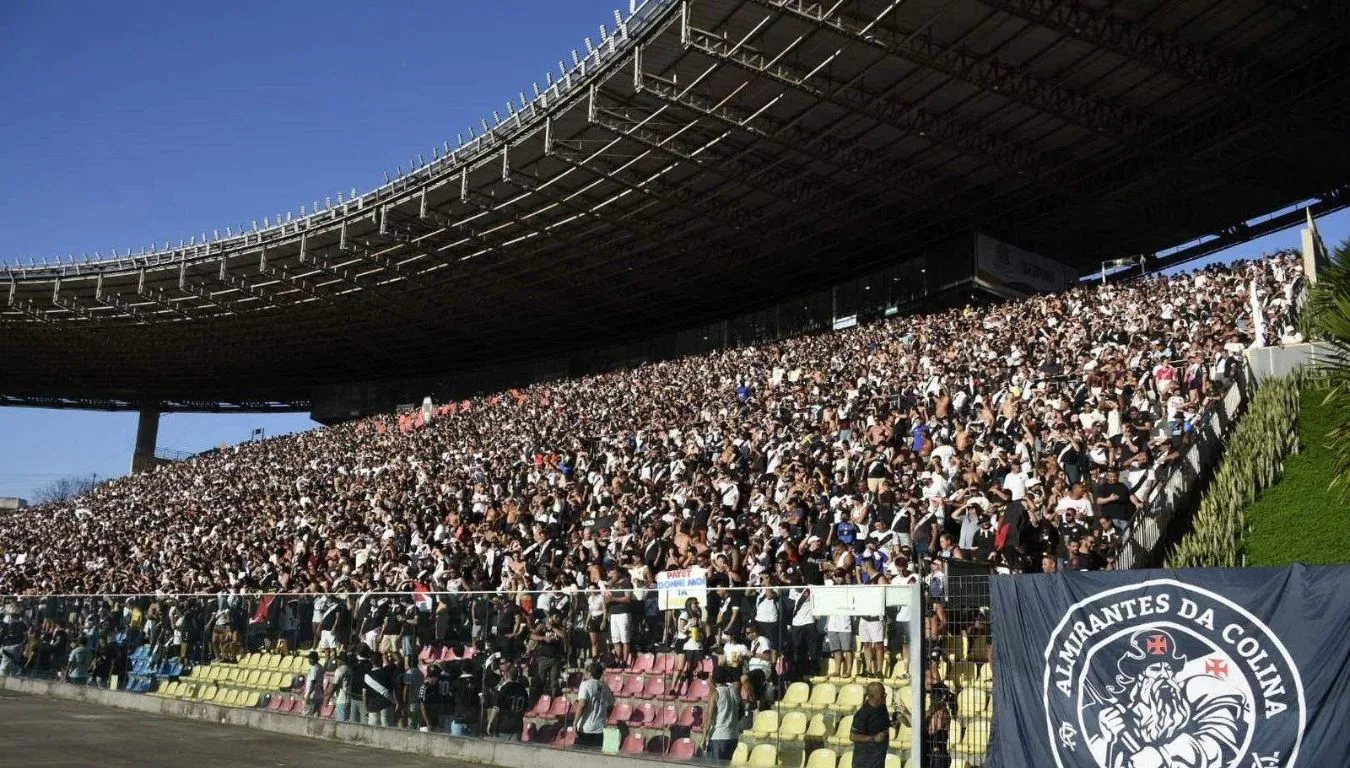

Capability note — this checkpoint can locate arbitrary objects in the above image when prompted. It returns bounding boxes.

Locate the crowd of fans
[0,254,1305,750]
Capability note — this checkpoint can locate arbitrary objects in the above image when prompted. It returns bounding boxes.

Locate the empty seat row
[235,653,309,673]
[602,672,710,702]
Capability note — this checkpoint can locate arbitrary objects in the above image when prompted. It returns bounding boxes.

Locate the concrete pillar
[130,408,161,474]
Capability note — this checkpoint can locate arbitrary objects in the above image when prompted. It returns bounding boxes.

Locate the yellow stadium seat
[949,719,964,750]
[810,658,839,685]
[265,655,284,670]
[245,669,262,687]
[237,654,254,667]
[731,743,749,766]
[777,711,809,741]
[804,683,837,711]
[892,685,913,714]
[958,719,990,754]
[223,689,240,706]
[830,684,865,713]
[884,754,901,768]
[950,760,968,768]
[973,662,993,691]
[747,710,780,739]
[892,722,912,750]
[805,749,837,768]
[749,744,778,768]
[837,751,852,768]
[951,662,979,688]
[159,682,178,697]
[777,745,805,768]
[805,713,834,740]
[826,715,853,747]
[241,691,261,708]
[268,671,287,689]
[288,656,307,673]
[886,657,910,682]
[956,688,988,716]
[781,682,811,709]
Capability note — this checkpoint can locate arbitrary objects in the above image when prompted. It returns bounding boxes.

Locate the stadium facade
[3,0,1349,449]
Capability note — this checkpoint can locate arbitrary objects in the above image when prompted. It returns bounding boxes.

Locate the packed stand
[0,253,1305,766]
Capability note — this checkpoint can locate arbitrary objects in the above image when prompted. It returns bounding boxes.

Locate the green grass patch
[1244,389,1350,566]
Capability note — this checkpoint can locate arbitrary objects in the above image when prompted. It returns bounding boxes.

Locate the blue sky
[0,1,1346,500]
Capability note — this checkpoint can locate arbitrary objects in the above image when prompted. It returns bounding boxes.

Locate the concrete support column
[130,408,161,474]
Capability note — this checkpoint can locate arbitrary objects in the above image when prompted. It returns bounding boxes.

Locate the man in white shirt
[573,662,613,750]
[1054,483,1093,520]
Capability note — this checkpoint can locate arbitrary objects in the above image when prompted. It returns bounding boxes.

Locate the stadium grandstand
[4,0,1350,766]
[0,251,1310,765]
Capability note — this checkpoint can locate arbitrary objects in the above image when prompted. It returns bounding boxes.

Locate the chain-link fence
[917,562,993,767]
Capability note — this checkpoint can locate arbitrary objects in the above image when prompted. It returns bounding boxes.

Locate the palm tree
[1305,237,1350,494]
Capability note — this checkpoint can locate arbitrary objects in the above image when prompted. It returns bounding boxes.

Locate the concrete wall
[0,676,675,768]
[1245,342,1338,384]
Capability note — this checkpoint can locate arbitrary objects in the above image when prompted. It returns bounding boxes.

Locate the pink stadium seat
[629,702,656,726]
[605,673,625,694]
[418,646,435,663]
[267,695,285,712]
[678,705,705,731]
[620,674,645,698]
[621,734,646,754]
[670,738,697,759]
[657,653,677,674]
[645,735,671,755]
[320,703,334,719]
[522,724,537,743]
[554,727,576,748]
[658,703,680,727]
[639,676,667,699]
[546,697,570,718]
[630,653,655,673]
[527,695,552,718]
[699,657,715,675]
[607,702,634,726]
[681,678,711,702]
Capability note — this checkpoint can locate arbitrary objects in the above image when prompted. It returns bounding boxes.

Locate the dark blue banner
[988,565,1350,768]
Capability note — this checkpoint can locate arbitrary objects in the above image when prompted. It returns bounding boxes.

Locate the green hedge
[1166,374,1303,568]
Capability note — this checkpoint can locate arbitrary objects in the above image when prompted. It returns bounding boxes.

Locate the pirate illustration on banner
[1086,629,1246,768]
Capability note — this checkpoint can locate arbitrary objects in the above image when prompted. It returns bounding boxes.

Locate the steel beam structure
[747,0,1146,140]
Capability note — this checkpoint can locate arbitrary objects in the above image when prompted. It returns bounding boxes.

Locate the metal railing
[1,583,930,764]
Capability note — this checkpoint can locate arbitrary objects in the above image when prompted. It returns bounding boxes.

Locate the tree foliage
[31,475,100,505]
[1305,237,1350,495]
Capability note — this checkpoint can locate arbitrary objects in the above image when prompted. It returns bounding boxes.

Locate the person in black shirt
[1068,535,1107,571]
[492,666,530,740]
[363,652,399,727]
[419,665,444,732]
[1093,469,1139,530]
[531,615,565,699]
[849,682,893,768]
[447,663,479,736]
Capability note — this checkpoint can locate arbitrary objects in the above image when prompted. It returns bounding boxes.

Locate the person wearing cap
[418,664,443,732]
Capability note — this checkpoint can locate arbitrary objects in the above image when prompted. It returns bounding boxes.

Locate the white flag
[1249,279,1266,348]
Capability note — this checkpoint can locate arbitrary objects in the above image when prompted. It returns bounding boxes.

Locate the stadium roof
[4,0,1350,411]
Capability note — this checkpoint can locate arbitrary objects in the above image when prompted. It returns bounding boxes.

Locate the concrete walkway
[0,690,466,768]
